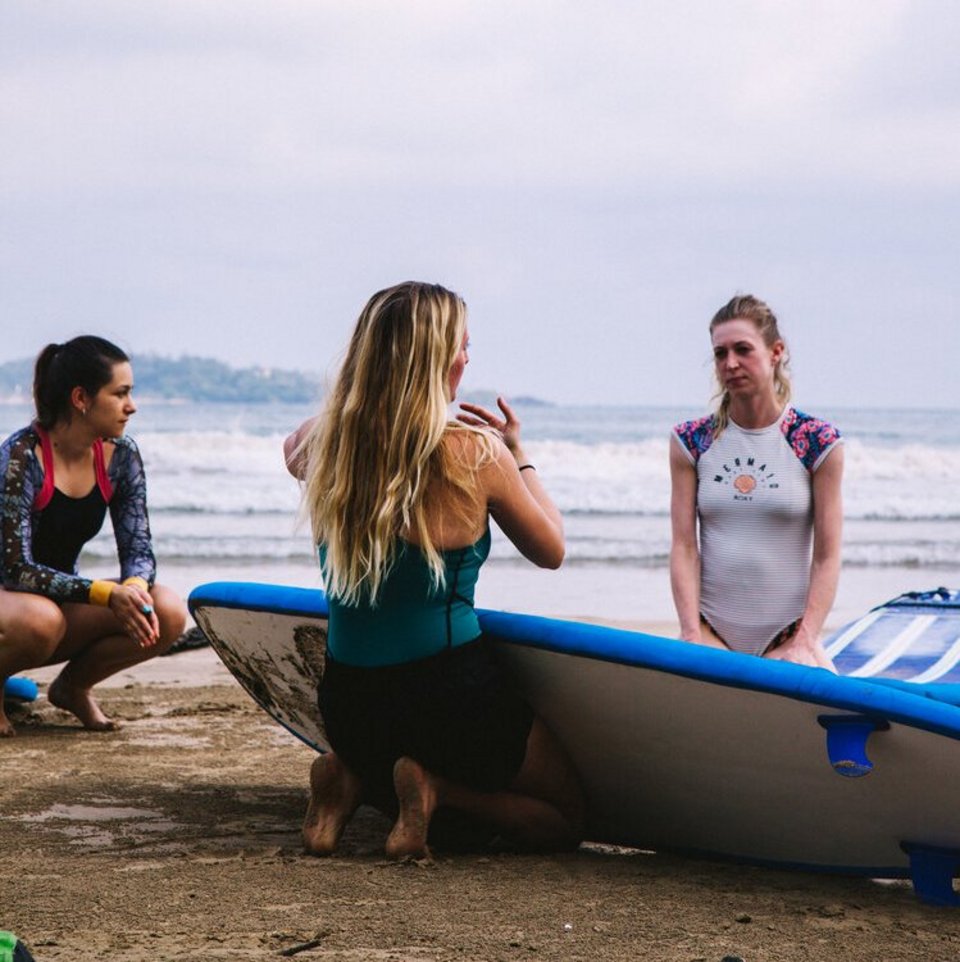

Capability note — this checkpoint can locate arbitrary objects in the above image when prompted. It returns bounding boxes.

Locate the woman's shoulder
[443,422,499,464]
[780,407,842,471]
[441,425,507,507]
[672,413,715,462]
[102,435,146,481]
[0,425,40,464]
[2,423,39,446]
[104,434,142,457]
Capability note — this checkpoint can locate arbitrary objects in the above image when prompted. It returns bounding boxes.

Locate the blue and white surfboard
[826,588,960,702]
[189,582,960,906]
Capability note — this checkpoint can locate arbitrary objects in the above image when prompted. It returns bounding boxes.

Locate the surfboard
[2,677,38,703]
[189,581,960,906]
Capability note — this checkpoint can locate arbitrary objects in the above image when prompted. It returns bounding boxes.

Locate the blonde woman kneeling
[285,282,584,859]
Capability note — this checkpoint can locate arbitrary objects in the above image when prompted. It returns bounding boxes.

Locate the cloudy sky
[2,1,958,408]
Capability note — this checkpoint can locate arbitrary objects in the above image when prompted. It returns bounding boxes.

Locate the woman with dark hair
[669,295,843,669]
[0,336,186,735]
[285,282,584,859]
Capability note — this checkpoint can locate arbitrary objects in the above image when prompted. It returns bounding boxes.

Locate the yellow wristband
[122,576,150,592]
[89,580,115,607]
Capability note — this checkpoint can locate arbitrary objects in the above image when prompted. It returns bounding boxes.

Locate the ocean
[2,400,959,629]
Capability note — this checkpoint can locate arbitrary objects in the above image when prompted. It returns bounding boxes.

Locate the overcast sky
[2,1,958,408]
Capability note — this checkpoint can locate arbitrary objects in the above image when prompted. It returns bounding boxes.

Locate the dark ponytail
[33,336,129,429]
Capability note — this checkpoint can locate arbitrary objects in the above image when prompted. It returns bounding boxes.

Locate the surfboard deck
[189,581,960,905]
[826,588,960,703]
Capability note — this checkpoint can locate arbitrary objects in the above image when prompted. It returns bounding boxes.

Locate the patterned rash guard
[672,407,842,655]
[0,424,156,603]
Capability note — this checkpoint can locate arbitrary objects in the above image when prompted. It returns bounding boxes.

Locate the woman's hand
[765,624,837,672]
[108,584,161,648]
[457,397,522,455]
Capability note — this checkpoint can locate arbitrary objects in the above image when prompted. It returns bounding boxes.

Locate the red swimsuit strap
[93,438,114,504]
[32,424,113,510]
[32,425,55,511]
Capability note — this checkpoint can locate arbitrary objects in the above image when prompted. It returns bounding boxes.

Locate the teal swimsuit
[324,528,491,667]
[318,526,533,807]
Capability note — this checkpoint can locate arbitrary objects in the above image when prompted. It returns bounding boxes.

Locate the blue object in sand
[2,677,39,703]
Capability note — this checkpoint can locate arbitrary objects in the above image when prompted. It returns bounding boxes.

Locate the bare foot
[302,753,362,856]
[385,756,438,860]
[0,705,14,737]
[47,676,119,731]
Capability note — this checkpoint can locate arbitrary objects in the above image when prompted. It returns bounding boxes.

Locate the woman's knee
[149,585,187,643]
[0,594,66,663]
[515,718,586,834]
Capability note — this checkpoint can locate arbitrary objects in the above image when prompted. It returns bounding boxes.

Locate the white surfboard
[189,582,960,906]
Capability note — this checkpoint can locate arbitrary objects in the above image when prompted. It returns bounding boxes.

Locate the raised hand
[457,396,523,454]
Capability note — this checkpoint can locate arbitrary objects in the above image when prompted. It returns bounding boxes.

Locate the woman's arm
[284,417,319,480]
[484,444,565,569]
[669,436,703,643]
[109,438,157,588]
[108,438,161,645]
[768,444,844,671]
[459,398,564,569]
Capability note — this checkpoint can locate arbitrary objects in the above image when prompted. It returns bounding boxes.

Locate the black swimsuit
[32,484,108,574]
[30,433,112,576]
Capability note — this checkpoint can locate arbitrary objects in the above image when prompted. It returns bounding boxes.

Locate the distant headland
[0,354,322,404]
[0,354,551,406]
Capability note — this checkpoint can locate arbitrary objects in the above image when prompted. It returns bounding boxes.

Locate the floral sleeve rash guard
[672,407,842,655]
[0,425,156,603]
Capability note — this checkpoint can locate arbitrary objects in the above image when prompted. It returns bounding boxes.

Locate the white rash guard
[672,407,842,655]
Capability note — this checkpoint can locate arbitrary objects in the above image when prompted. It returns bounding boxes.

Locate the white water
[4,400,959,623]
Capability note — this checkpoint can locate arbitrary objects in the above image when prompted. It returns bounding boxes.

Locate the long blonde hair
[709,294,792,437]
[301,282,494,605]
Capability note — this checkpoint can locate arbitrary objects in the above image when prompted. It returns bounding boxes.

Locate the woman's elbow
[813,545,842,569]
[670,532,699,563]
[535,539,565,570]
[283,435,304,479]
[5,564,27,591]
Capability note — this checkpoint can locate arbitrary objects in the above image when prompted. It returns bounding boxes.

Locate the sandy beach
[5,638,960,962]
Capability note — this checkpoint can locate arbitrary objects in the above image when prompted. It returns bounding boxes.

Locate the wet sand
[4,641,960,961]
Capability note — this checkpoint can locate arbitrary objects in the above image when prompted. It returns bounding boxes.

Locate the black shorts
[318,637,534,811]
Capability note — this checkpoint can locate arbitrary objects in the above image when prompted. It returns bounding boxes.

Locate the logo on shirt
[713,456,778,501]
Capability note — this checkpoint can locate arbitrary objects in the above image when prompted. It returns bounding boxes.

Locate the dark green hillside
[0,355,550,406]
[0,354,321,403]
[132,355,321,402]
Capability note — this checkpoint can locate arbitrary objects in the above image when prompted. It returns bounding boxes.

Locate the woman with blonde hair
[669,294,843,669]
[285,282,584,858]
